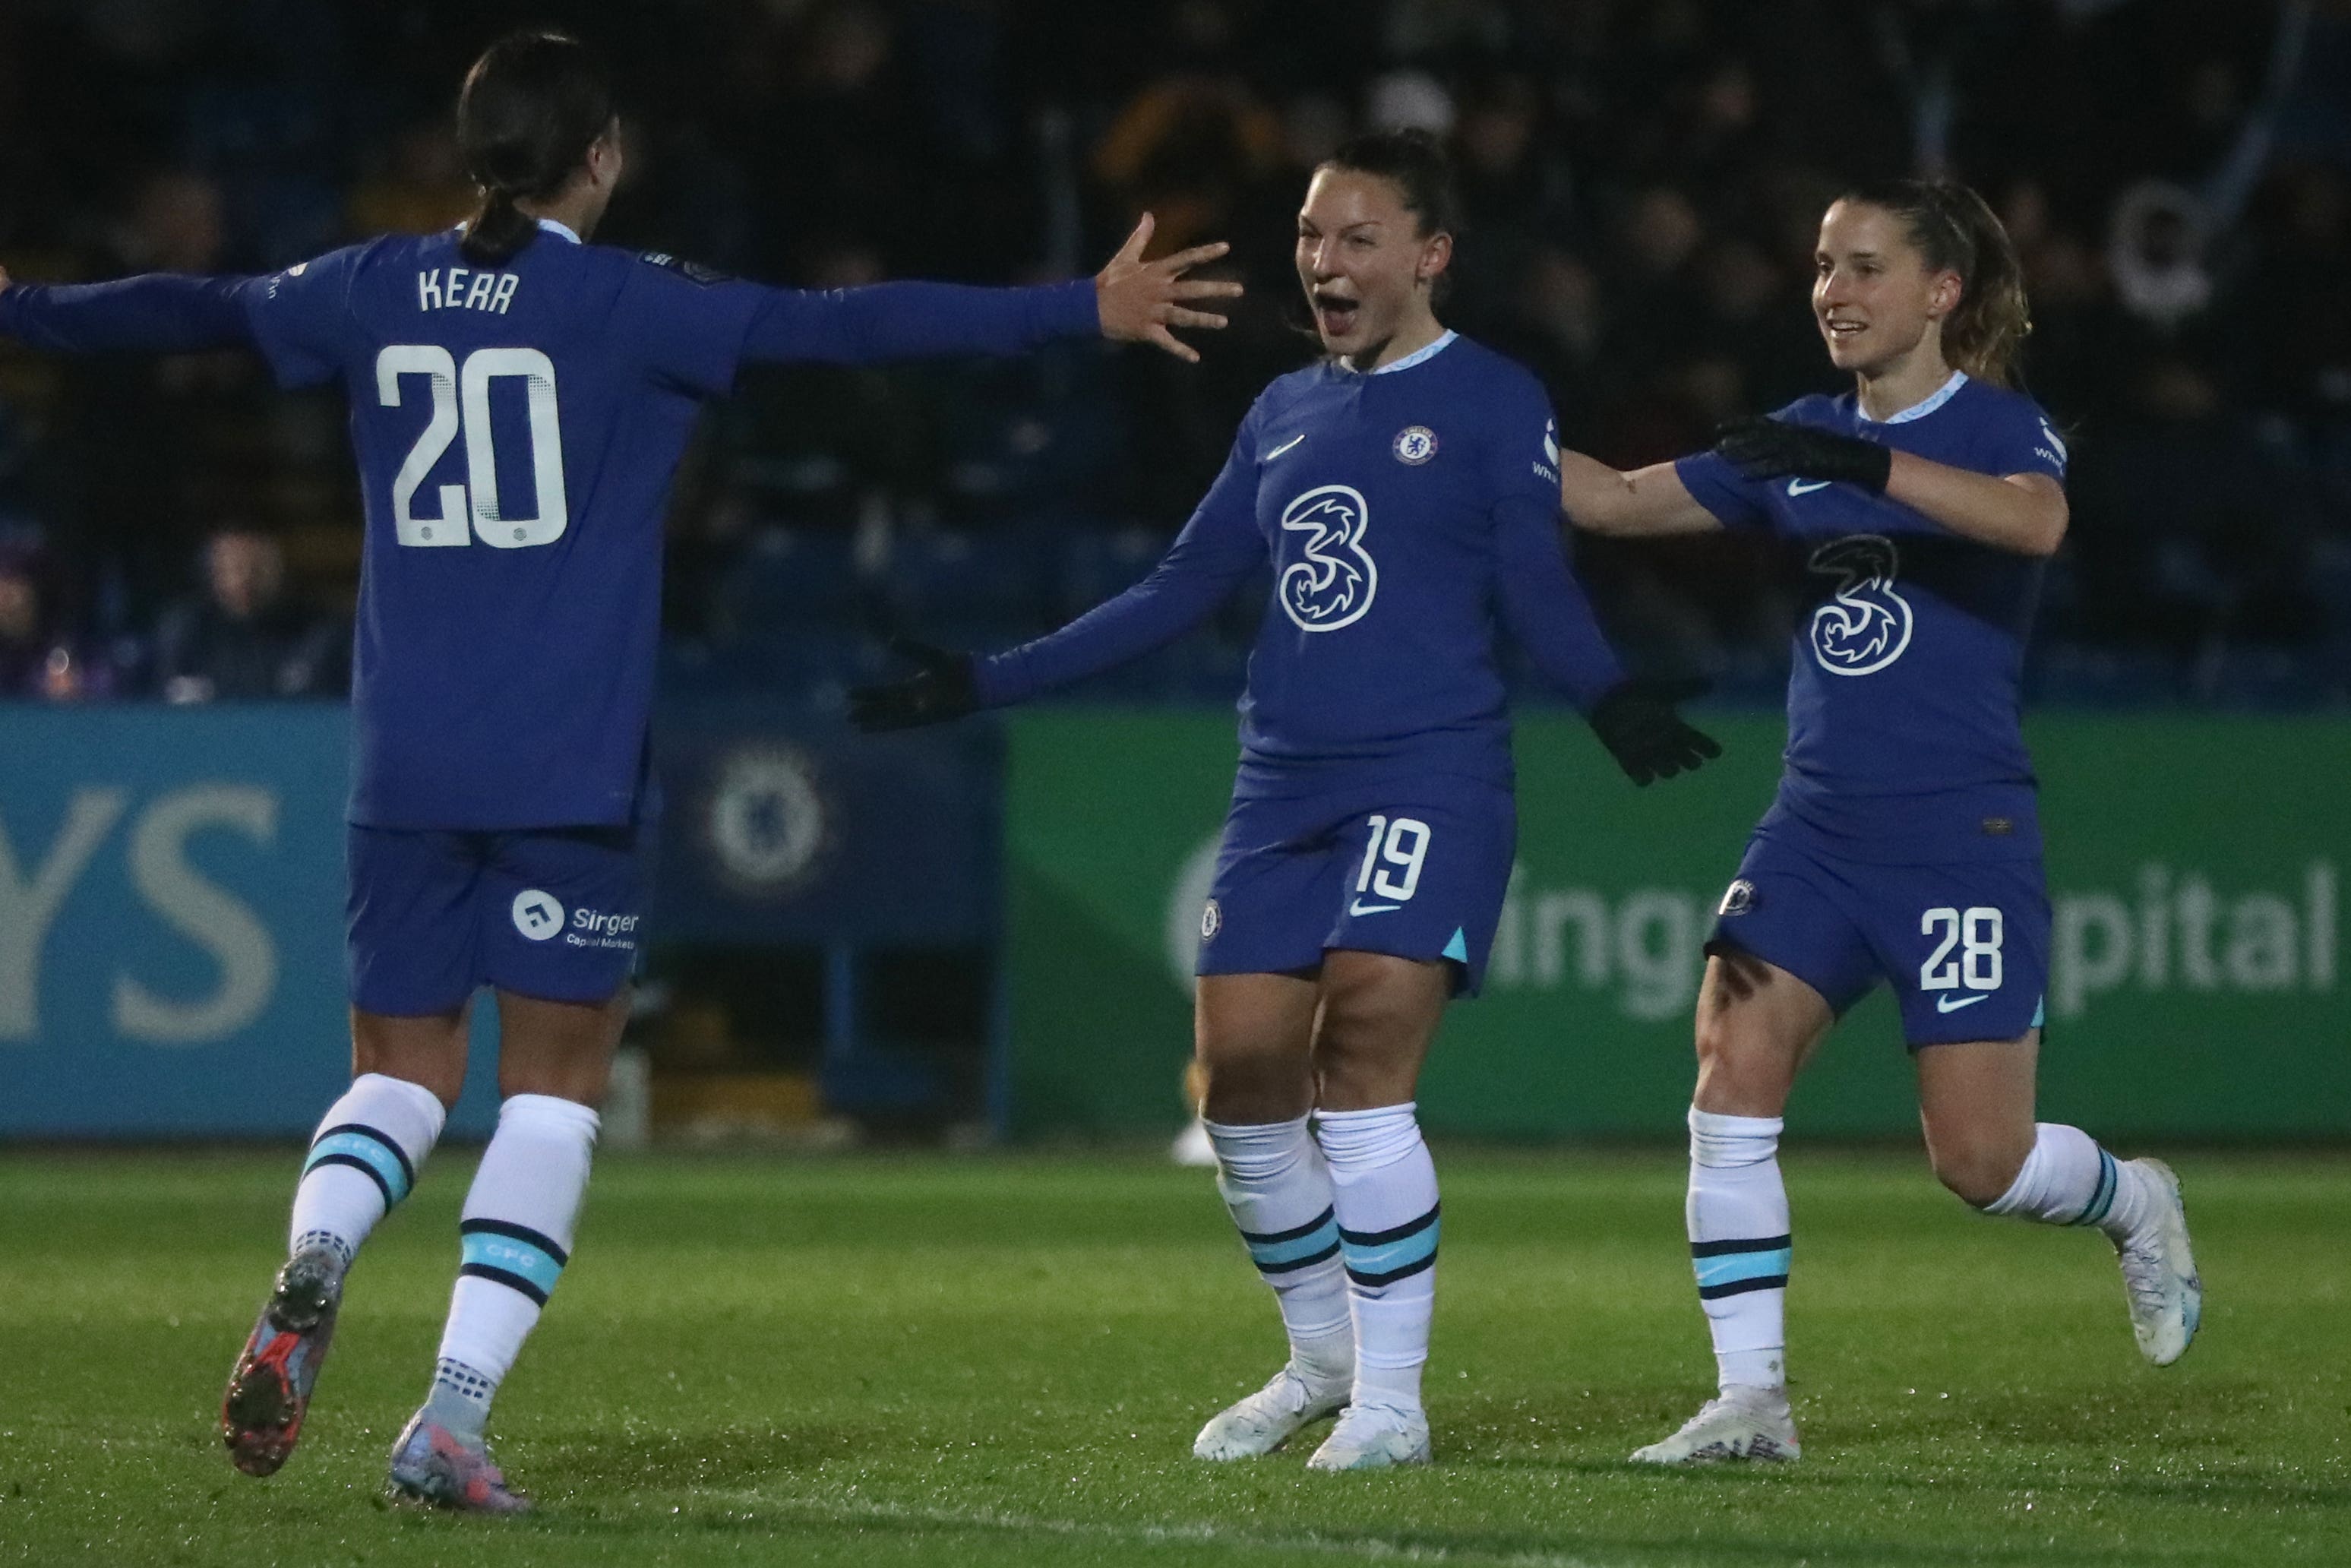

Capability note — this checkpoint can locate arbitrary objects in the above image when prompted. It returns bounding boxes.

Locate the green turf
[0,1149,2342,1566]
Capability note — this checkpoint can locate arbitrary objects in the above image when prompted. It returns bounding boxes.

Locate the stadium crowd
[0,0,2346,706]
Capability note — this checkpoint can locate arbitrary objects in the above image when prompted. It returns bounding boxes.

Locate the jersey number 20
[378,346,568,548]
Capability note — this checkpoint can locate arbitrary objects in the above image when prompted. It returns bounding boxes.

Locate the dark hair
[1318,128,1463,300]
[1839,177,2031,387]
[456,30,615,267]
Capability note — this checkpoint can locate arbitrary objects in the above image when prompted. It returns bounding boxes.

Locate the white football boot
[2113,1158,2201,1367]
[1193,1363,1349,1460]
[1304,1402,1431,1472]
[1630,1384,1800,1465]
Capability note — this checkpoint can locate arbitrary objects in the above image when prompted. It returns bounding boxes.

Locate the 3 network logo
[1806,534,1913,676]
[1278,485,1378,632]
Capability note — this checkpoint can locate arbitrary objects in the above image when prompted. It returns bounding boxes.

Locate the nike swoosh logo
[1935,993,1990,1013]
[1348,899,1402,916]
[1787,478,1831,496]
[1266,434,1306,460]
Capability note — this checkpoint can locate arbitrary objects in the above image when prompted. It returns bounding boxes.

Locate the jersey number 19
[377,345,568,548]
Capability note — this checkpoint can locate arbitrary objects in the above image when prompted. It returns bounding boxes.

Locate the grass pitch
[0,1149,2342,1566]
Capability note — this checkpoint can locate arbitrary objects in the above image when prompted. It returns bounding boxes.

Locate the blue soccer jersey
[0,226,1097,829]
[979,331,1623,792]
[1675,372,2067,864]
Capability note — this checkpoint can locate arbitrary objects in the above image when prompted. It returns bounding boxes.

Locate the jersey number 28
[378,345,568,548]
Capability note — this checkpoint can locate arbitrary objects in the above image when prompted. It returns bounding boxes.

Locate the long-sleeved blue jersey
[0,223,1097,827]
[1676,371,2067,864]
[978,331,1624,795]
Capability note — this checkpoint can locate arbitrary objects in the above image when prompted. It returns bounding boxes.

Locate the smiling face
[1812,199,1961,379]
[1295,166,1451,365]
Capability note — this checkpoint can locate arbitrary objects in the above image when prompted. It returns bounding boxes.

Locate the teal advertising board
[0,705,501,1137]
[1004,710,2351,1141]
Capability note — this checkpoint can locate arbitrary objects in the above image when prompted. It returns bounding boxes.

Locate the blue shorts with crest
[1709,827,2049,1046]
[347,823,648,1015]
[1194,779,1515,997]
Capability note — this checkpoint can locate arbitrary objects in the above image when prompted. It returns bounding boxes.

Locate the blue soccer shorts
[1708,827,2049,1047]
[1194,781,1515,997]
[346,823,649,1016]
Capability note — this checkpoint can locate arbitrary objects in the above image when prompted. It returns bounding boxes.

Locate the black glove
[848,637,980,732]
[1714,416,1891,493]
[1588,678,1721,786]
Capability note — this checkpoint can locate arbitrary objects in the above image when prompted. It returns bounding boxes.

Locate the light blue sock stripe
[1246,1219,1339,1270]
[1341,1221,1440,1279]
[305,1130,411,1204]
[460,1231,565,1295]
[2072,1150,2118,1227]
[1695,1247,1793,1291]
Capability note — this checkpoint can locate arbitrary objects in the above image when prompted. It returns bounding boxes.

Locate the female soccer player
[852,128,1716,1471]
[1555,179,2201,1464]
[0,30,1240,1512]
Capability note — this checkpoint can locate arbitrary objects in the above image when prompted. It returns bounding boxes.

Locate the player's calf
[223,1073,445,1478]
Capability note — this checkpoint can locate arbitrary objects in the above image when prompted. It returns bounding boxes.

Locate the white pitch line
[683,1489,1666,1568]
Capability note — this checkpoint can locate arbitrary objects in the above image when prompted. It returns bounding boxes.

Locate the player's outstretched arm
[1493,493,1720,785]
[1557,447,1724,537]
[848,639,980,732]
[1713,416,2067,556]
[735,212,1240,369]
[0,263,258,356]
[1090,212,1243,364]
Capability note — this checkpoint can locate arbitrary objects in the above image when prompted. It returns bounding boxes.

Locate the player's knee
[1928,1134,2028,1208]
[1313,1026,1417,1109]
[1692,1016,1782,1115]
[1195,1048,1310,1124]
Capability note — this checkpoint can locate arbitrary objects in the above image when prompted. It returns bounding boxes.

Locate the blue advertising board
[0,704,503,1138]
[0,702,1004,1139]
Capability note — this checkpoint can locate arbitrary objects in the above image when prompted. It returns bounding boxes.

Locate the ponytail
[1841,178,2031,387]
[463,189,537,267]
[455,30,615,267]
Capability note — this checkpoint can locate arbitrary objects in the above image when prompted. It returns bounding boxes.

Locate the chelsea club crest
[1392,425,1438,465]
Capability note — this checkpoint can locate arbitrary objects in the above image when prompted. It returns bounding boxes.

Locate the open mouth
[1313,290,1360,337]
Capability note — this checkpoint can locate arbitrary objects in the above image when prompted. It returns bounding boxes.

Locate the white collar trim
[536,217,583,245]
[1348,329,1458,376]
[1866,368,1968,425]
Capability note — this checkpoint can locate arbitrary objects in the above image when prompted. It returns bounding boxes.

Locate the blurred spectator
[1092,5,1285,255]
[0,0,2342,705]
[150,529,345,702]
[346,119,472,239]
[0,543,111,701]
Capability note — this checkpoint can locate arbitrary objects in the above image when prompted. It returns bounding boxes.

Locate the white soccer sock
[1983,1122,2154,1241]
[426,1093,599,1437]
[288,1073,447,1271]
[1206,1115,1352,1383]
[1686,1106,1791,1395]
[1316,1103,1439,1414]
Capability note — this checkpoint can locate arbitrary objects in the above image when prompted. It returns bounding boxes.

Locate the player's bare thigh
[1196,970,1322,1124]
[1914,1031,2040,1205]
[1312,949,1449,1112]
[1691,947,1836,1119]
